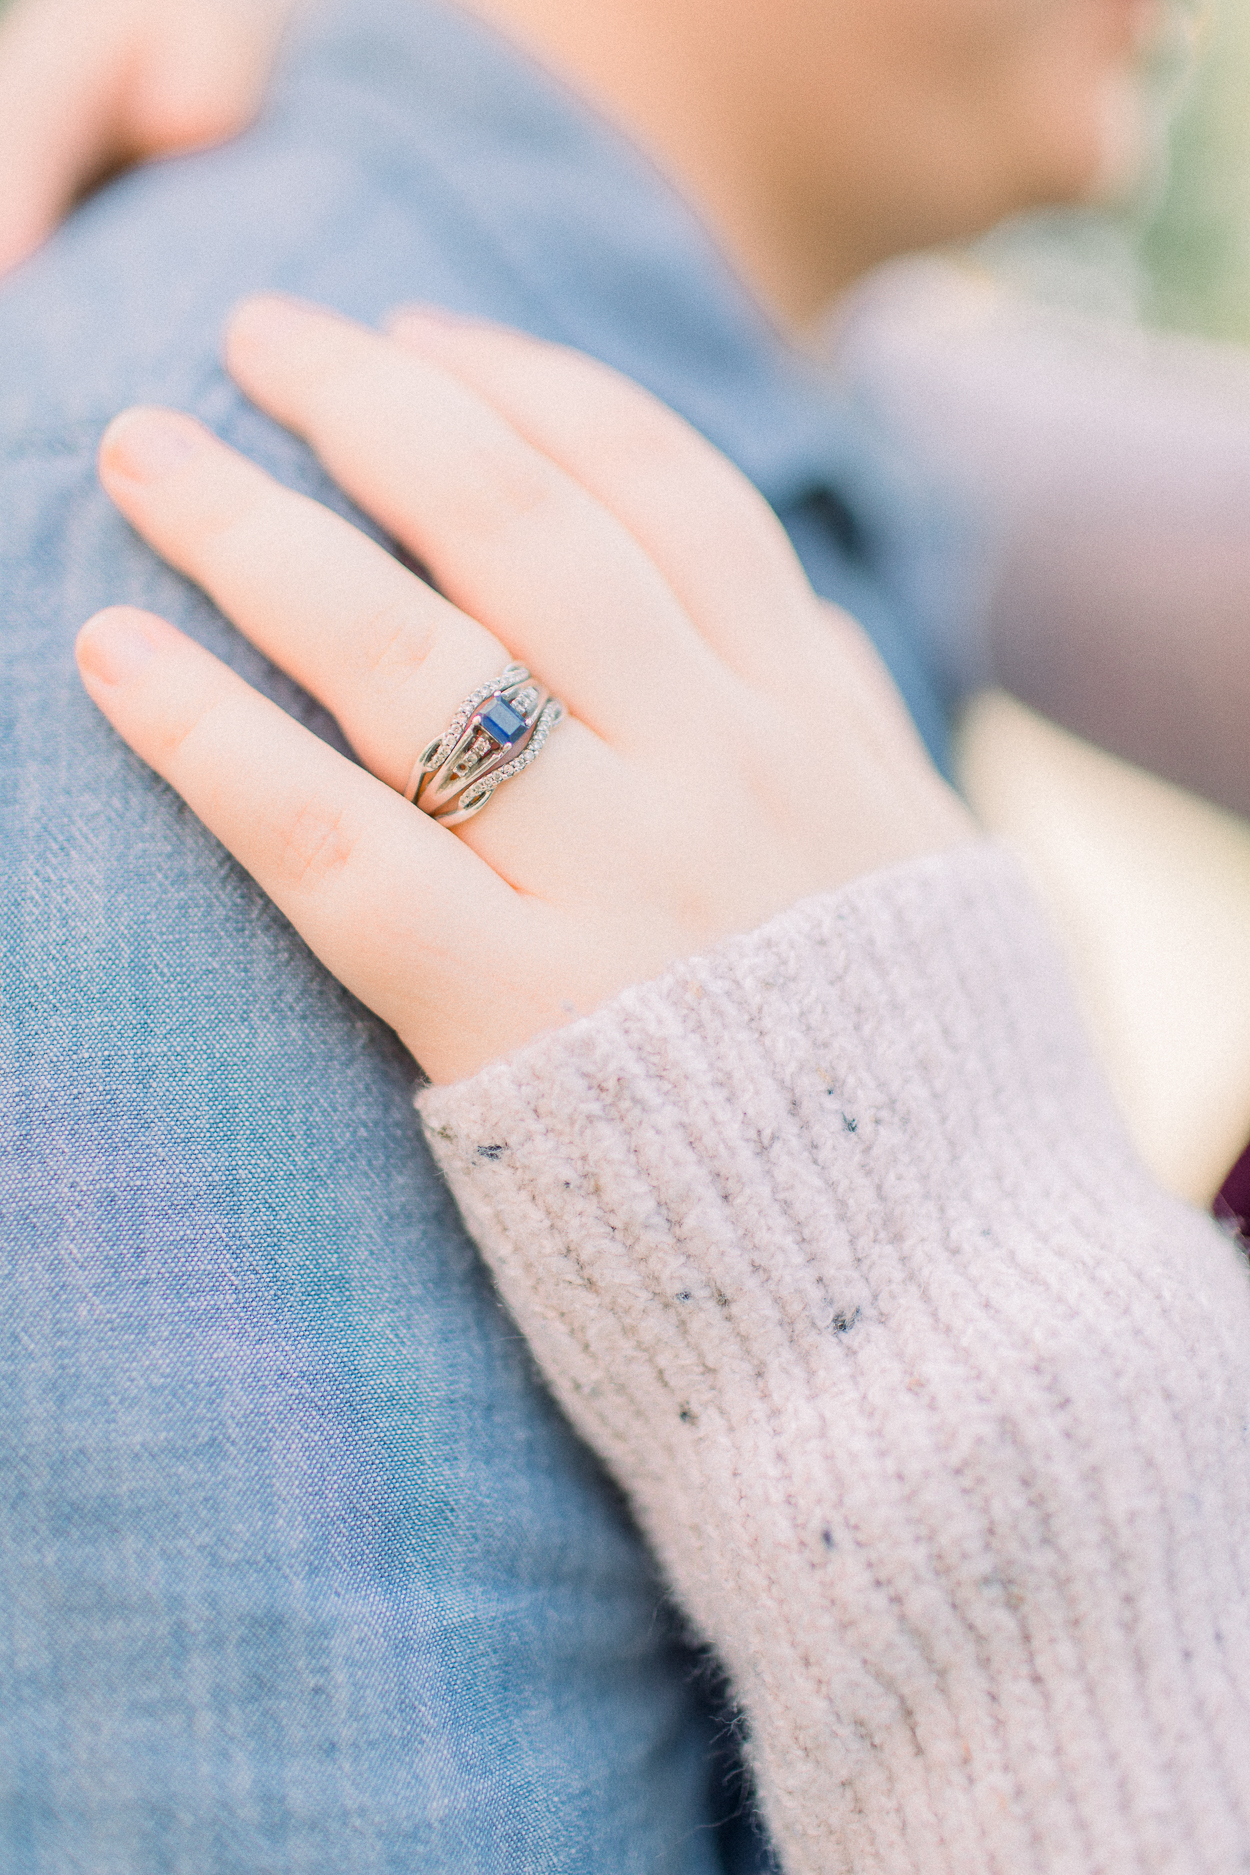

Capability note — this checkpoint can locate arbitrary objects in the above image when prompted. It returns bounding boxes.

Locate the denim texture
[0,1,951,1867]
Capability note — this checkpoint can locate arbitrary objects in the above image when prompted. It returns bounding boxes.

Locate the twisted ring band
[405,662,566,827]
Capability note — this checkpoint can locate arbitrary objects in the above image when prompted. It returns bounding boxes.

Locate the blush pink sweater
[420,842,1250,1875]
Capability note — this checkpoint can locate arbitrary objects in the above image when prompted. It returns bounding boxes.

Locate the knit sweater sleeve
[417,841,1250,1875]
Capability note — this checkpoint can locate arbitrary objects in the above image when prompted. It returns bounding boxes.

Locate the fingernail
[102,408,205,484]
[77,609,159,686]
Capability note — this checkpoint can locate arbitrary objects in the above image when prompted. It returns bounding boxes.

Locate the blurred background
[955,0,1250,1210]
[1144,0,1250,343]
[980,0,1250,337]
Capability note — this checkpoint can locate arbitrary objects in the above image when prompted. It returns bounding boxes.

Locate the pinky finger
[75,606,515,1071]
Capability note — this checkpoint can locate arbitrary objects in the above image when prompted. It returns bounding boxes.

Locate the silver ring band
[405,663,566,827]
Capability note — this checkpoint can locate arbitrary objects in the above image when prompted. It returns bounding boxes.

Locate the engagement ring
[405,662,566,827]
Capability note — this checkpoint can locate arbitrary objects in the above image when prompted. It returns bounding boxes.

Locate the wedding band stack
[406,662,566,827]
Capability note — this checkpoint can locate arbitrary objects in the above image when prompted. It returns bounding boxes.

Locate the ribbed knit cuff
[419,843,1250,1875]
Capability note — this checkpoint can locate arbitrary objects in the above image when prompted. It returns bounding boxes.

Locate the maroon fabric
[1215,1139,1250,1244]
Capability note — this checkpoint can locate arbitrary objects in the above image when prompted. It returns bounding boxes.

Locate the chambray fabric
[0,1,953,1869]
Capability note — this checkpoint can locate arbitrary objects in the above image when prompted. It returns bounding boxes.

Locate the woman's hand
[76,297,973,1083]
[0,0,298,274]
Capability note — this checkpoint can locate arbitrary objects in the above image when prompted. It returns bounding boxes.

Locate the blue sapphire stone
[480,697,529,745]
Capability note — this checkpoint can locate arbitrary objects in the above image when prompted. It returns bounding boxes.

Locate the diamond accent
[423,664,529,778]
[457,700,566,814]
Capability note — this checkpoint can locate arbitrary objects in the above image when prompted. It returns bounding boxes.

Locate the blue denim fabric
[0,2,950,1867]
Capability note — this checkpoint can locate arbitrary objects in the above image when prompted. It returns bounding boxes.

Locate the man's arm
[832,255,1250,819]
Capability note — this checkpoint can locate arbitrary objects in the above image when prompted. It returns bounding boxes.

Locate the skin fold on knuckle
[112,460,275,584]
[435,438,566,545]
[269,792,362,895]
[186,475,311,581]
[148,685,239,772]
[357,594,441,687]
[284,354,562,542]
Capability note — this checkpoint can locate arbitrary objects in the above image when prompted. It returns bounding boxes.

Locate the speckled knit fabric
[419,843,1250,1874]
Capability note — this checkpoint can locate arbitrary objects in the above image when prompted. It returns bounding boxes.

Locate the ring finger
[96,403,622,887]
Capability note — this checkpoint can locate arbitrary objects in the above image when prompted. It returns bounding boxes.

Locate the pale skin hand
[0,0,297,274]
[75,297,973,1084]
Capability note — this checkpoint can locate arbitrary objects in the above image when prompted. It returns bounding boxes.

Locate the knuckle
[358,594,439,686]
[272,795,360,892]
[153,691,230,766]
[452,440,562,538]
[171,465,286,577]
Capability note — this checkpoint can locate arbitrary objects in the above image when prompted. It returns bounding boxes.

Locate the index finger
[385,307,826,692]
[224,295,719,751]
[73,603,538,1079]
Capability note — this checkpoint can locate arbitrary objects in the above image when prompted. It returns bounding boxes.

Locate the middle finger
[223,295,721,752]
